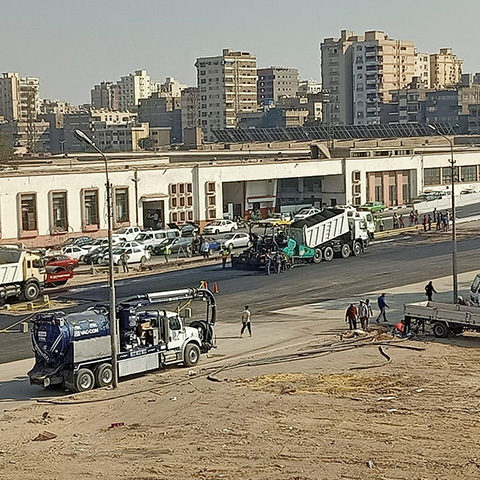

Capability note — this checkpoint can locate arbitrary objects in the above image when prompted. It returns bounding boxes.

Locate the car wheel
[230,228,235,232]
[247,241,253,248]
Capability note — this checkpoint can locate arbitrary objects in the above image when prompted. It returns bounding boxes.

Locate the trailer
[28,288,216,392]
[404,301,480,337]
[284,208,370,264]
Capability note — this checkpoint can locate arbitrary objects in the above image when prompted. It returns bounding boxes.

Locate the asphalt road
[1,233,479,364]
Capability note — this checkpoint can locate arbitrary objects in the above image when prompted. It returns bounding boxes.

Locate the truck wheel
[432,322,449,338]
[352,241,362,256]
[341,244,351,259]
[74,368,95,392]
[184,343,200,367]
[313,249,322,264]
[22,281,40,301]
[95,363,113,387]
[323,246,334,262]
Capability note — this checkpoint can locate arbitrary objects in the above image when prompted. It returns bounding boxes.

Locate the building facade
[181,87,199,131]
[430,48,463,89]
[118,70,152,111]
[257,67,299,106]
[91,81,120,110]
[414,51,431,87]
[196,49,257,141]
[321,30,363,126]
[352,31,415,125]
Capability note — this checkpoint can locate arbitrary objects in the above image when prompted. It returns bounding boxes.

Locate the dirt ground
[1,325,480,480]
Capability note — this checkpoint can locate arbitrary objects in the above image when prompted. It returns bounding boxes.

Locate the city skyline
[1,0,479,104]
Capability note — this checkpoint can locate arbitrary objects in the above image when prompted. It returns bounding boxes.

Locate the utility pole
[74,129,119,388]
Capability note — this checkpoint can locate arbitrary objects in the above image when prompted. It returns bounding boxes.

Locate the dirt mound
[237,372,408,396]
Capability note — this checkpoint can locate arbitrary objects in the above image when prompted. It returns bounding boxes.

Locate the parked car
[60,236,94,249]
[168,222,200,237]
[112,226,142,242]
[204,237,221,252]
[100,246,150,266]
[293,207,322,220]
[153,237,193,256]
[218,232,252,251]
[203,220,237,235]
[135,229,180,251]
[118,240,147,251]
[60,245,91,260]
[45,255,79,271]
[82,246,109,264]
[359,201,386,213]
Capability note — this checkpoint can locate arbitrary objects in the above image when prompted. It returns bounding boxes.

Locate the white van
[135,229,180,251]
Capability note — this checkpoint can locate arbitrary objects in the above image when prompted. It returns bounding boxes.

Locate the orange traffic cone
[213,282,219,294]
[204,281,209,290]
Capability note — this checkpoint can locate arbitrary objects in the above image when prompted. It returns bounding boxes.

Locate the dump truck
[283,207,370,264]
[404,301,480,337]
[0,247,72,304]
[28,288,216,392]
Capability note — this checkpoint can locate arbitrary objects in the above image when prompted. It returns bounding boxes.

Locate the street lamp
[427,124,458,303]
[74,129,119,388]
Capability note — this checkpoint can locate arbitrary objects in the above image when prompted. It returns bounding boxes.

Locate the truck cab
[470,274,480,304]
[0,248,46,303]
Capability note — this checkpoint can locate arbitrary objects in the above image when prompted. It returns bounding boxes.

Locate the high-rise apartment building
[0,73,39,122]
[430,48,463,89]
[181,87,199,130]
[321,30,364,125]
[118,70,152,111]
[414,51,431,87]
[195,49,257,141]
[257,67,299,106]
[352,31,415,125]
[91,81,120,110]
[154,77,187,98]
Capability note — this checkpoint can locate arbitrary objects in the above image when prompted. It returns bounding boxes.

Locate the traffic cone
[213,282,219,294]
[204,281,209,290]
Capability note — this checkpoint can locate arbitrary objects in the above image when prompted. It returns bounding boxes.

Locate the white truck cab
[470,274,480,304]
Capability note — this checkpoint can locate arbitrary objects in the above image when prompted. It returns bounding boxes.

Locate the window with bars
[51,191,68,232]
[115,188,129,223]
[424,168,441,186]
[83,190,99,226]
[20,194,37,232]
[461,165,477,182]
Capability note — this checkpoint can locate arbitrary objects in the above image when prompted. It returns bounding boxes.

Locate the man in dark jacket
[376,293,389,323]
[425,281,437,301]
[345,304,358,330]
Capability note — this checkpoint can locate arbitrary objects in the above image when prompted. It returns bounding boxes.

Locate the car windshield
[208,222,221,226]
[112,248,125,254]
[136,233,149,241]
[114,228,128,234]
[222,234,235,239]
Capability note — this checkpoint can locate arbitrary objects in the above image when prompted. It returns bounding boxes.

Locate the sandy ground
[1,313,480,480]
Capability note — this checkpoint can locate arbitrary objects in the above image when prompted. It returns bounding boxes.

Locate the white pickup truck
[404,301,480,337]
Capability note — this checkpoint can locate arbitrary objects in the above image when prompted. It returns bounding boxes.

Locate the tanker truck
[28,288,216,393]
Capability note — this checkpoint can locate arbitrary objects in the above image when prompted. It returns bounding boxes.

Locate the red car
[46,255,79,272]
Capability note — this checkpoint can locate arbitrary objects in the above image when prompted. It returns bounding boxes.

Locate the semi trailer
[28,288,216,392]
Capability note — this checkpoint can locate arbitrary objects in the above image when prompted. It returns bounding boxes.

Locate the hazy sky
[1,0,478,104]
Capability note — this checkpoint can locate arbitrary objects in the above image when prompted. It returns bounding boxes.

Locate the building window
[115,188,129,223]
[50,191,68,233]
[442,166,459,184]
[83,189,99,227]
[461,165,477,182]
[20,193,37,232]
[424,168,441,186]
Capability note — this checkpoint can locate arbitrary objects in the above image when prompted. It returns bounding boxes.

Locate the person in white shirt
[240,306,251,337]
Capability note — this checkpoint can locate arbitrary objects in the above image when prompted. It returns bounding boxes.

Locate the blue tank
[31,310,110,366]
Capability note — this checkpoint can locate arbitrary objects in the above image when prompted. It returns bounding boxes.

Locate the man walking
[120,251,130,273]
[376,293,389,323]
[358,300,368,330]
[345,303,358,330]
[265,252,272,275]
[240,305,252,337]
[425,281,437,301]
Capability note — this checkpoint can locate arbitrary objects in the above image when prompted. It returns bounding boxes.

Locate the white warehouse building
[0,136,479,247]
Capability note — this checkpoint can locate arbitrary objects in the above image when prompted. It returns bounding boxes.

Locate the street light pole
[74,130,118,388]
[428,125,458,303]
